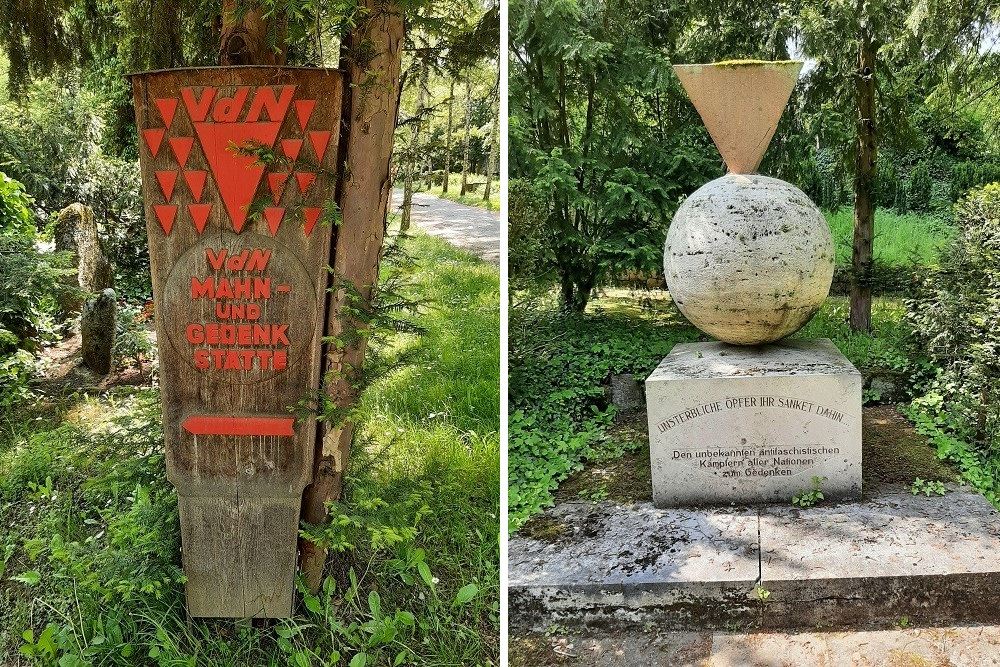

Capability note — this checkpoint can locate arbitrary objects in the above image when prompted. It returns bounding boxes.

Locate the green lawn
[0,232,500,665]
[825,207,952,269]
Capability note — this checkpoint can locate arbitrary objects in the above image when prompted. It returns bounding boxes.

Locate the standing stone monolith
[81,288,116,375]
[55,203,114,315]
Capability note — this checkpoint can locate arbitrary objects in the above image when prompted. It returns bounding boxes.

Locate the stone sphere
[664,174,834,345]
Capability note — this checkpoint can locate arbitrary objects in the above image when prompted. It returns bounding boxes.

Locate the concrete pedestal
[645,338,862,506]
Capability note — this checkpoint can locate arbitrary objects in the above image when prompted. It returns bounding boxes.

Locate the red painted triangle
[268,172,289,204]
[282,138,303,161]
[154,205,177,235]
[295,99,316,131]
[189,203,212,233]
[193,121,282,232]
[170,137,194,167]
[143,128,165,156]
[155,170,177,200]
[155,98,178,128]
[264,207,285,236]
[309,130,331,162]
[295,172,316,193]
[303,207,321,236]
[184,170,207,201]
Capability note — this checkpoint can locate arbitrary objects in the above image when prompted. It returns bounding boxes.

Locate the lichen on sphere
[664,174,834,345]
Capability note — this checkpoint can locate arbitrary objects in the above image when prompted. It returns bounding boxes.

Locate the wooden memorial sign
[130,67,342,617]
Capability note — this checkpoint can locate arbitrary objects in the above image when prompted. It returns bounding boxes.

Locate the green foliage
[791,476,826,508]
[507,178,550,286]
[508,304,698,529]
[112,303,152,369]
[907,161,933,212]
[905,184,1000,499]
[0,173,76,392]
[910,478,946,496]
[1,233,500,665]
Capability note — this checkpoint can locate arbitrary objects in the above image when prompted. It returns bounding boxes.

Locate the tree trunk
[220,0,287,65]
[298,0,404,593]
[442,80,454,194]
[401,59,426,232]
[460,77,472,196]
[850,14,875,332]
[483,84,498,202]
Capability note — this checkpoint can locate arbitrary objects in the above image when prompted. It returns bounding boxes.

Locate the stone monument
[647,61,862,506]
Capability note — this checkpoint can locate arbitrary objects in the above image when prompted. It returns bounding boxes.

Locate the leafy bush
[0,77,148,300]
[508,178,550,287]
[112,303,152,369]
[907,161,933,212]
[508,307,699,529]
[0,173,75,352]
[906,183,1000,500]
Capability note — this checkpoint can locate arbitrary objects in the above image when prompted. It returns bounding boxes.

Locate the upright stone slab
[645,338,861,506]
[131,67,343,617]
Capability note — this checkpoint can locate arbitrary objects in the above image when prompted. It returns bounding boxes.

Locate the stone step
[509,486,1000,632]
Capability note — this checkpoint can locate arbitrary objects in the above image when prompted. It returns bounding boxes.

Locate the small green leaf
[417,561,433,588]
[13,570,40,586]
[453,583,479,607]
[349,653,368,667]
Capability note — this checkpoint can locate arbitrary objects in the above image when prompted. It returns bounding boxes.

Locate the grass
[0,232,500,665]
[422,174,500,212]
[825,207,952,269]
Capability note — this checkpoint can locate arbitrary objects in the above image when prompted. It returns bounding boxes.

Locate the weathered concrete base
[510,486,1000,632]
[645,339,862,506]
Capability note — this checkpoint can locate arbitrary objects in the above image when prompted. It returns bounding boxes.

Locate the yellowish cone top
[673,61,803,174]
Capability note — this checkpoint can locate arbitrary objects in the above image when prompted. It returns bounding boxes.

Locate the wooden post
[131,67,343,617]
[850,8,876,333]
[299,0,404,592]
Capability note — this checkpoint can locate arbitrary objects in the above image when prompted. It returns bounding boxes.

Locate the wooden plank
[131,66,343,617]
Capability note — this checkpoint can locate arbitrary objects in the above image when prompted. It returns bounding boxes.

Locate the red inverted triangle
[155,170,177,200]
[184,170,207,201]
[309,131,331,162]
[170,137,194,167]
[193,122,282,232]
[143,128,165,156]
[268,172,289,204]
[282,138,303,161]
[189,203,212,233]
[155,98,178,128]
[303,207,321,237]
[154,205,177,235]
[295,99,316,131]
[264,207,285,236]
[295,172,316,193]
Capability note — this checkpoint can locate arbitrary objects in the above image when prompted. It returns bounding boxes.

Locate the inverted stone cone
[673,61,802,174]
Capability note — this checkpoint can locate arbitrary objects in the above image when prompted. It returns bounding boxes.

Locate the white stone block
[645,338,862,506]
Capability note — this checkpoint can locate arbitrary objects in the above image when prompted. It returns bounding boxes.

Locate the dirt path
[390,188,500,264]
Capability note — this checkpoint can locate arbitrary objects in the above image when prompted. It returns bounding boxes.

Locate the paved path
[514,625,1000,666]
[391,188,500,264]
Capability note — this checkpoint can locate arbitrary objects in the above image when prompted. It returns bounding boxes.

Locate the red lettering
[212,87,250,122]
[246,86,295,122]
[182,87,216,122]
[272,324,289,346]
[246,303,260,320]
[194,349,210,369]
[186,324,204,344]
[273,350,287,370]
[244,249,271,273]
[206,248,227,271]
[191,277,214,299]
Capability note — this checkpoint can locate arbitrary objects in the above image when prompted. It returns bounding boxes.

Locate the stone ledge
[509,486,1000,632]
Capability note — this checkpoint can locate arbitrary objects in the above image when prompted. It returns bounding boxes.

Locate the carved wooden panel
[131,66,342,617]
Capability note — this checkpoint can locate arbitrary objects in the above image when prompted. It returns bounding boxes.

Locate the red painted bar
[182,415,295,437]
